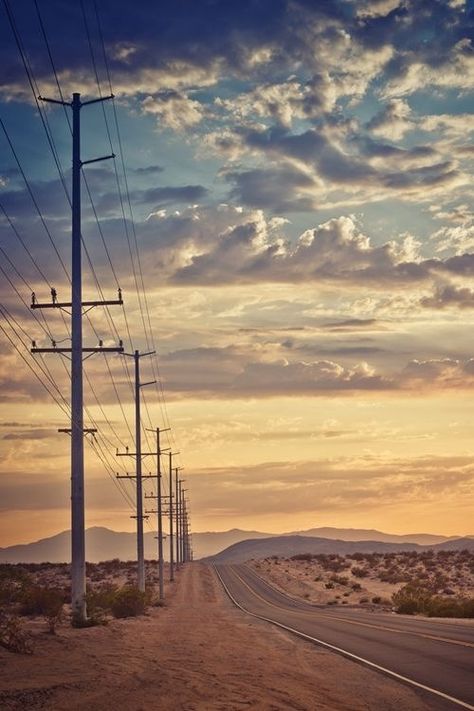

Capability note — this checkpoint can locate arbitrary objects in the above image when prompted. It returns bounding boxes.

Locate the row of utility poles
[118,426,193,599]
[30,91,192,625]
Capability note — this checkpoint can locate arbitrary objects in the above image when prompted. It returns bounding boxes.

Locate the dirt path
[0,563,434,710]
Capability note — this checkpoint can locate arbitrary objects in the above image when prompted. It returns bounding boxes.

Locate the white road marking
[214,565,474,711]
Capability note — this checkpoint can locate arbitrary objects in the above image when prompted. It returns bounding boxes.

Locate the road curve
[215,563,474,711]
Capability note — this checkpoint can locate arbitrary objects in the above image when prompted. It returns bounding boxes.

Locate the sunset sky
[1,0,474,546]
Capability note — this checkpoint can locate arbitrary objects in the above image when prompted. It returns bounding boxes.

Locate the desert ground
[0,561,437,710]
[249,550,474,613]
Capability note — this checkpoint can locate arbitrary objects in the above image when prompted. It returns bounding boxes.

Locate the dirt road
[0,563,434,710]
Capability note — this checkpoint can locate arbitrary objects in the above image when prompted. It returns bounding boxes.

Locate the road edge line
[213,565,474,711]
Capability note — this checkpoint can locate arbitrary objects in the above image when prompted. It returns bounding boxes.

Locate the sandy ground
[250,558,400,607]
[250,552,474,609]
[0,563,434,710]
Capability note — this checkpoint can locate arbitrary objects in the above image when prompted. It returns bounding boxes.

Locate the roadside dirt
[0,563,434,710]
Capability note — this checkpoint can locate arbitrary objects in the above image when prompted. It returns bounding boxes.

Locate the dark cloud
[133,184,208,206]
[421,283,474,309]
[225,166,316,212]
[133,165,164,175]
[3,429,55,441]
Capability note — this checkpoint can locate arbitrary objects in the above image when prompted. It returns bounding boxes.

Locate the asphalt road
[215,563,474,711]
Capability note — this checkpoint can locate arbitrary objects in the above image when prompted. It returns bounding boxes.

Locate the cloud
[133,184,208,206]
[171,212,430,286]
[420,283,474,310]
[367,98,413,140]
[215,74,337,128]
[382,39,474,99]
[213,123,465,210]
[191,453,474,517]
[3,429,55,441]
[141,91,205,131]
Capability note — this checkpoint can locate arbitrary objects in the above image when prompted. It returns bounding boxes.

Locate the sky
[1,0,474,546]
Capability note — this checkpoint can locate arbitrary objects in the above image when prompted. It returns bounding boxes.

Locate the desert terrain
[0,562,437,710]
[249,549,474,615]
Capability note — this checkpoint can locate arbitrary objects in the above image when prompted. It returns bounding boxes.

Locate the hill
[208,535,474,563]
[207,535,424,563]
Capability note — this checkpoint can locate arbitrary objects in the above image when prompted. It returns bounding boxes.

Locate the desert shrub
[19,585,65,618]
[0,566,31,605]
[392,584,433,615]
[325,582,334,589]
[290,554,314,562]
[85,583,118,623]
[110,586,147,618]
[351,566,368,578]
[0,611,33,654]
[330,574,349,586]
[426,596,474,618]
[351,582,362,591]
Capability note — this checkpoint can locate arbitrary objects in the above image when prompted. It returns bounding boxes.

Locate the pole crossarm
[58,428,97,435]
[116,473,159,480]
[116,449,169,457]
[32,346,123,353]
[122,350,155,359]
[81,154,115,166]
[38,93,114,107]
[31,297,123,310]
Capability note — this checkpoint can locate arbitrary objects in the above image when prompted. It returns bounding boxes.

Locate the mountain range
[0,526,472,564]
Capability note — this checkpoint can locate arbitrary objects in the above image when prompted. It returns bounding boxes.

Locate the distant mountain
[191,529,276,558]
[0,527,276,563]
[0,527,178,564]
[431,537,474,551]
[290,527,454,546]
[1,526,472,564]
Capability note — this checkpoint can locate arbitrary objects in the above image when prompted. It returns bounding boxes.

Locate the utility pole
[168,450,179,581]
[31,91,122,624]
[175,468,183,568]
[115,350,155,592]
[180,485,186,563]
[145,426,170,600]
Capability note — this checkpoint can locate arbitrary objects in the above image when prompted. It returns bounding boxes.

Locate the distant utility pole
[175,468,184,568]
[144,426,169,600]
[180,485,187,563]
[31,91,122,624]
[168,450,179,581]
[115,349,155,592]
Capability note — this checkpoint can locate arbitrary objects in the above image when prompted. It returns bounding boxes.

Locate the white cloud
[142,91,205,131]
[368,99,413,140]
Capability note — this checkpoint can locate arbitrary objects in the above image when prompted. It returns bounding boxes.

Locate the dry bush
[110,586,147,618]
[0,611,33,654]
[351,566,368,578]
[392,583,474,618]
[0,565,31,606]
